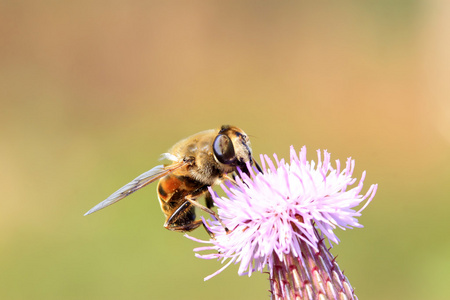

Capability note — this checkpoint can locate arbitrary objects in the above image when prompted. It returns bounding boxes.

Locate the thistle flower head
[187,146,377,282]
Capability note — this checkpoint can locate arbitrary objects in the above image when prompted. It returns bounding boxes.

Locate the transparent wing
[84,161,188,216]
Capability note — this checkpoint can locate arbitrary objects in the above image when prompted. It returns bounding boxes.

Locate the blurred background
[1,1,449,299]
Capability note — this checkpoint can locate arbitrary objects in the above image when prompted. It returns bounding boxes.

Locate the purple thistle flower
[186,146,377,299]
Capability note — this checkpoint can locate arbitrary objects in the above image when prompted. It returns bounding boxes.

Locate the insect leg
[164,201,203,232]
[223,174,237,186]
[201,221,215,238]
[164,201,214,237]
[254,160,263,173]
[164,219,204,232]
[204,190,214,209]
[184,196,229,233]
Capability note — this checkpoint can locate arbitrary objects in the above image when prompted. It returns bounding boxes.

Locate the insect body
[84,125,259,233]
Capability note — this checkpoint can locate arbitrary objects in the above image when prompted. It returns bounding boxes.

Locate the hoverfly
[85,125,260,233]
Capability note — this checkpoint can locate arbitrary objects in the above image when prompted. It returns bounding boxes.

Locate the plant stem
[269,229,358,300]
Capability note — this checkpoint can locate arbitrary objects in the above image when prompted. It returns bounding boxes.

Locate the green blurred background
[1,1,449,299]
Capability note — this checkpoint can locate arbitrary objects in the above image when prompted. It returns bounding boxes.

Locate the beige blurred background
[1,1,449,299]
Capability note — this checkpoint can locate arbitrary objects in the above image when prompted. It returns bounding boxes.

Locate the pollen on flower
[185,146,377,281]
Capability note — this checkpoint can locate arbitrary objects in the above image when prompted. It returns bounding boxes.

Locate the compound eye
[213,134,236,165]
